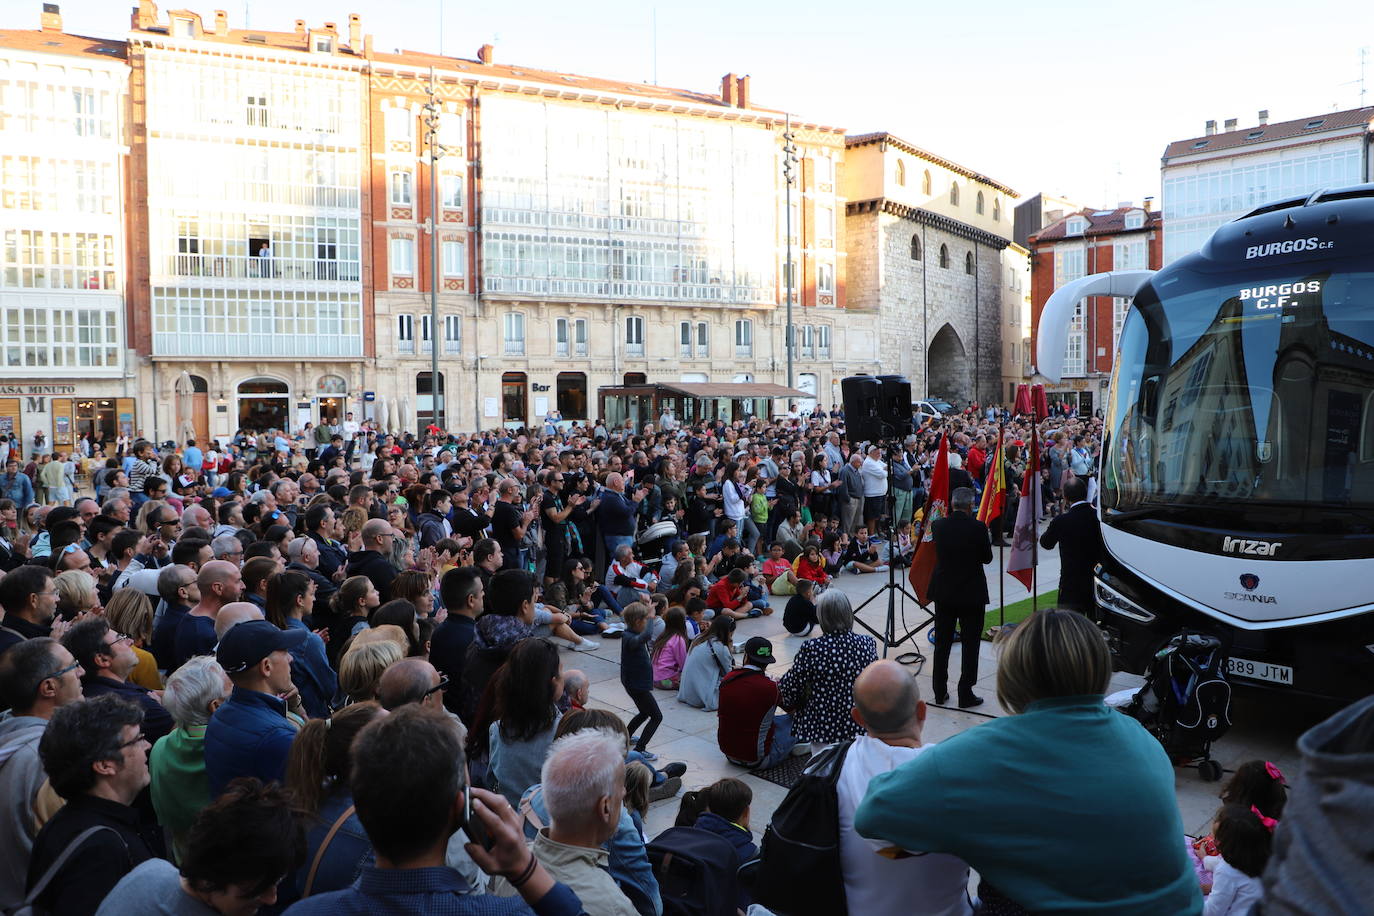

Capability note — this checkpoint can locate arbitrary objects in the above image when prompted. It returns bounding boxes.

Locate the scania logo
[1222,536,1280,556]
[1239,574,1260,591]
[1245,237,1333,259]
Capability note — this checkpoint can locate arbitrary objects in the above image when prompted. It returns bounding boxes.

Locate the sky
[38,0,1374,211]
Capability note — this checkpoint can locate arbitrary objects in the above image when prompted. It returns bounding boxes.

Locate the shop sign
[0,385,76,395]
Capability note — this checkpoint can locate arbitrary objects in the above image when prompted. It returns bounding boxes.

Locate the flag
[977,432,1006,528]
[1007,436,1040,589]
[909,433,949,606]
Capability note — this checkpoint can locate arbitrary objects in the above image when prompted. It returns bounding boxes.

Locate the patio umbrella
[174,371,196,444]
[401,396,413,435]
[375,397,389,434]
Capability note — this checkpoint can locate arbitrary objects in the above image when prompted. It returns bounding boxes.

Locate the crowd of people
[0,401,1362,915]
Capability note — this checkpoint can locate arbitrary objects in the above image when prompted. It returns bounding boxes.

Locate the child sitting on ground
[794,542,831,588]
[1188,761,1287,890]
[1203,805,1271,915]
[683,597,708,639]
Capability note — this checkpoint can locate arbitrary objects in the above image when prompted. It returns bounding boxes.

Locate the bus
[1037,184,1374,701]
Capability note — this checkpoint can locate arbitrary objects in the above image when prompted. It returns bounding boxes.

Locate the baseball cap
[742,636,775,666]
[217,620,307,674]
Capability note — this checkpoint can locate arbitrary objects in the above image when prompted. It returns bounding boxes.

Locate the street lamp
[421,67,449,435]
[782,116,798,390]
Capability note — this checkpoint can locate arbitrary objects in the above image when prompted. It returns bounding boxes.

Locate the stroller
[1119,632,1232,781]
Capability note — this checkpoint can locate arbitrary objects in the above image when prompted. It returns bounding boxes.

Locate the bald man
[838,660,971,914]
[345,517,398,602]
[214,601,265,641]
[377,658,446,712]
[172,559,244,672]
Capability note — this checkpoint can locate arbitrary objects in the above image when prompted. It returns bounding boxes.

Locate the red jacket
[717,666,779,765]
[707,577,746,611]
[794,556,829,584]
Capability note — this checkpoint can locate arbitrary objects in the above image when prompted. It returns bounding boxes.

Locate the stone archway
[927,324,972,406]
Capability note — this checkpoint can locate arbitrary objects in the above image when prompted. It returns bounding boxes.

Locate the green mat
[983,589,1058,640]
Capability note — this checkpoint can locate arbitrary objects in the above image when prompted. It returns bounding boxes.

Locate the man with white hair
[512,729,638,916]
[860,445,889,533]
[605,543,655,608]
[180,503,213,533]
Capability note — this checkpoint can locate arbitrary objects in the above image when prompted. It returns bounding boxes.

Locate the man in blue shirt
[284,706,585,916]
[590,473,646,559]
[182,438,203,473]
[0,459,33,512]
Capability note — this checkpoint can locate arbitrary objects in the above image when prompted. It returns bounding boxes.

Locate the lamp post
[782,115,798,389]
[421,67,447,435]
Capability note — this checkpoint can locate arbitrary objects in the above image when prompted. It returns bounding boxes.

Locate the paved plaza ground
[566,540,1333,845]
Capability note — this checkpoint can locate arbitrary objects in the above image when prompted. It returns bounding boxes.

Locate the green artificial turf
[982,589,1058,640]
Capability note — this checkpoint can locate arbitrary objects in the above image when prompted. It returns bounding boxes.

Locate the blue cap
[216,620,307,674]
[211,487,231,498]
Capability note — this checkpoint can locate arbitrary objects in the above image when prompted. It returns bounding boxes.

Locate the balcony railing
[735,344,752,358]
[626,342,645,357]
[504,338,525,355]
[171,254,359,282]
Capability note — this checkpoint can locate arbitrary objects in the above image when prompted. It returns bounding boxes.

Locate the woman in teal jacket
[856,609,1203,915]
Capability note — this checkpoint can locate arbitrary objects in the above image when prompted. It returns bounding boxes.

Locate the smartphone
[462,790,494,851]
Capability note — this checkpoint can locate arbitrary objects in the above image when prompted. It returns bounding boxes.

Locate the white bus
[1038,184,1374,701]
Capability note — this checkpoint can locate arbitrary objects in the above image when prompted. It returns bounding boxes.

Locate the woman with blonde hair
[105,587,161,690]
[856,609,1201,914]
[53,569,100,622]
[336,639,404,705]
[339,505,368,552]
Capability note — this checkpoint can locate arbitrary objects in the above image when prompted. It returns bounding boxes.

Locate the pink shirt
[652,633,688,682]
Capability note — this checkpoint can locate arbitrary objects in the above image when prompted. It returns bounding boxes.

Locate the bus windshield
[1102,259,1374,521]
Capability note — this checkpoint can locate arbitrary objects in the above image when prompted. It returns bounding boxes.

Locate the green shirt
[149,726,210,863]
[855,695,1202,915]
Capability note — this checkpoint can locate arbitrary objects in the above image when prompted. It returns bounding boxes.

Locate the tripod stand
[852,437,934,666]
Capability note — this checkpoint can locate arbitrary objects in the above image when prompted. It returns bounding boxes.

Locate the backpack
[5,826,122,916]
[751,740,853,916]
[646,826,741,916]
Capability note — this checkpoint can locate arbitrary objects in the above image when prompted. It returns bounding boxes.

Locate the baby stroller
[636,520,679,567]
[1119,632,1232,781]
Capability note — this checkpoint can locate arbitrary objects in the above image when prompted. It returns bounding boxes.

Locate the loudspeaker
[876,375,915,437]
[841,375,884,443]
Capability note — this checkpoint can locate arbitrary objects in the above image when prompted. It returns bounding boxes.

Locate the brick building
[1027,204,1163,414]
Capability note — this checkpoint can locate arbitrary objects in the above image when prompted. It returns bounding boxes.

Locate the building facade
[1161,108,1374,265]
[843,133,1016,406]
[0,6,136,452]
[1027,204,1162,413]
[126,2,370,442]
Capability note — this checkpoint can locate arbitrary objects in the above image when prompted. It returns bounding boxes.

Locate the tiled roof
[1163,107,1374,160]
[846,132,1018,196]
[0,29,126,60]
[1028,206,1161,243]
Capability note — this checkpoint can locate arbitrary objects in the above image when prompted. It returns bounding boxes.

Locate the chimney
[477,43,494,65]
[133,0,158,30]
[1143,196,1155,212]
[1205,119,1216,136]
[40,3,62,31]
[735,75,750,109]
[721,72,737,107]
[294,19,306,37]
[213,9,227,35]
[348,13,361,50]
[1258,109,1269,126]
[1224,117,1238,132]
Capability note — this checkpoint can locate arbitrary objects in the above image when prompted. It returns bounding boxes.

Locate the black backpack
[646,826,740,916]
[751,740,853,916]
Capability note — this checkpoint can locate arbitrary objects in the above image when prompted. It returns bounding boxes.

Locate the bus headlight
[1096,578,1155,624]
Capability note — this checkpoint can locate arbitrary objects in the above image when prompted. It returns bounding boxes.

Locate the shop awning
[599,382,809,399]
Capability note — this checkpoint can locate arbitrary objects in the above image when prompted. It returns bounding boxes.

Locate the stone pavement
[567,539,1331,846]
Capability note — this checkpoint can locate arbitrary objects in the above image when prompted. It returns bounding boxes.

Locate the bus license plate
[1226,657,1293,685]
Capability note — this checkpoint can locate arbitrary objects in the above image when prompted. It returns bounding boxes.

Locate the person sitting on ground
[96,778,306,916]
[717,637,797,769]
[205,619,308,796]
[149,654,232,863]
[282,705,584,915]
[25,695,154,915]
[286,702,387,898]
[793,541,831,589]
[779,590,877,747]
[560,669,589,714]
[762,542,798,596]
[706,568,760,621]
[834,659,973,915]
[1203,805,1270,916]
[677,615,735,711]
[650,607,689,691]
[855,608,1203,914]
[690,777,757,910]
[485,639,564,808]
[781,578,819,637]
[839,526,887,574]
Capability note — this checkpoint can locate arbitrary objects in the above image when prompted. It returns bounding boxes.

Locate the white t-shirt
[1203,861,1261,916]
[836,736,973,916]
[343,420,361,441]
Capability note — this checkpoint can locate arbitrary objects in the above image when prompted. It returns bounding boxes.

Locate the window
[799,325,815,358]
[735,318,753,356]
[441,174,463,209]
[1112,297,1129,347]
[172,17,194,37]
[386,107,413,142]
[895,160,906,187]
[625,315,645,356]
[1114,239,1146,271]
[939,244,949,268]
[950,182,960,205]
[993,198,1001,221]
[696,321,709,357]
[818,263,834,294]
[444,314,461,354]
[818,206,834,241]
[910,234,921,260]
[965,251,974,275]
[1054,247,1086,287]
[313,35,334,53]
[416,372,444,426]
[245,93,268,128]
[390,170,413,205]
[556,371,587,420]
[1124,210,1145,230]
[1065,217,1087,235]
[922,170,932,194]
[390,238,414,275]
[504,312,525,355]
[679,321,692,357]
[557,318,570,356]
[396,314,414,353]
[420,314,433,353]
[442,240,465,277]
[817,325,831,358]
[574,318,588,356]
[976,190,985,215]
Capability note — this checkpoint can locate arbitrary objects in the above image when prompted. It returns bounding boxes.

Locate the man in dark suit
[1039,477,1104,614]
[929,487,993,708]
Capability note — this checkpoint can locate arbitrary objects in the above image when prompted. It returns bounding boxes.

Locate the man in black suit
[929,487,993,708]
[1039,477,1104,614]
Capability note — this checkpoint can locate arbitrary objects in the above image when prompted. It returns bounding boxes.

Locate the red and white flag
[909,433,949,606]
[1007,439,1040,589]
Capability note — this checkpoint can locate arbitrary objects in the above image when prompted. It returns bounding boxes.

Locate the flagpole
[1031,410,1039,616]
[998,423,1005,627]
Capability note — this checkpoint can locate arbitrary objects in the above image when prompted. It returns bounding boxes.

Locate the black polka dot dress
[778,631,879,744]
